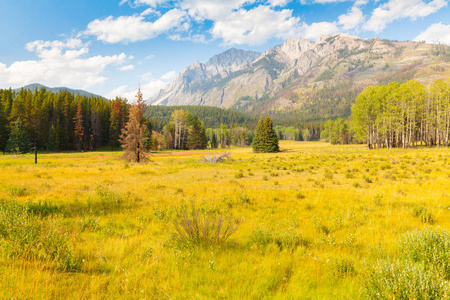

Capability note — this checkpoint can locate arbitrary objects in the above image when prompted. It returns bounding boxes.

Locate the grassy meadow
[1,141,450,299]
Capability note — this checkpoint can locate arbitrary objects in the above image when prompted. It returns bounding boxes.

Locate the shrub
[26,200,59,216]
[331,258,355,277]
[398,229,450,278]
[296,193,305,199]
[0,199,81,271]
[364,260,450,299]
[172,203,241,248]
[235,172,244,179]
[412,206,434,224]
[324,169,333,180]
[250,227,310,250]
[364,229,450,299]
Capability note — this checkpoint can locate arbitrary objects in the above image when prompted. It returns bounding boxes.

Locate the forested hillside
[0,88,262,153]
[0,87,127,152]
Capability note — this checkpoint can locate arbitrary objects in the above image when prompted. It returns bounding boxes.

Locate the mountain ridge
[151,33,450,121]
[13,83,106,99]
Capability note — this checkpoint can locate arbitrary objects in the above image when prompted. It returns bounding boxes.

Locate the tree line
[0,87,261,153]
[322,78,450,149]
[0,87,130,153]
[147,105,256,131]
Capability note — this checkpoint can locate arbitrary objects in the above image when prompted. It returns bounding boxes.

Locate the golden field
[0,141,450,299]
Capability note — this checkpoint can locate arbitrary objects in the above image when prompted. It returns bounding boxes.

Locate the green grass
[0,141,450,298]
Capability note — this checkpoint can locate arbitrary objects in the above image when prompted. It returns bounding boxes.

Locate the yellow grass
[1,141,450,299]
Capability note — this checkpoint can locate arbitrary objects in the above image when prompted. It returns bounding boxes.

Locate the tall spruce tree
[5,117,31,154]
[119,88,149,162]
[252,116,279,153]
[73,102,84,151]
[187,115,207,149]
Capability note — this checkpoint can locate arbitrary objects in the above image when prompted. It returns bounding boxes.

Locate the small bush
[95,186,123,211]
[331,258,355,277]
[0,199,81,271]
[296,192,305,199]
[324,169,333,180]
[398,229,450,278]
[364,229,450,299]
[26,200,59,216]
[172,203,241,248]
[5,185,28,197]
[250,227,310,250]
[412,206,434,224]
[364,260,450,299]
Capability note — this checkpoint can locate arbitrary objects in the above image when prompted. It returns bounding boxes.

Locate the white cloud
[180,0,257,21]
[338,5,364,30]
[106,85,128,99]
[120,0,170,7]
[300,22,340,40]
[161,70,177,80]
[107,71,175,101]
[300,0,351,3]
[141,8,160,16]
[268,0,292,7]
[118,64,135,71]
[85,8,187,43]
[414,22,450,45]
[0,38,128,89]
[211,6,302,45]
[169,33,207,43]
[364,0,448,33]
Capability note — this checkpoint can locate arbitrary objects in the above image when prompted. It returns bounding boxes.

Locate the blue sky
[0,0,449,100]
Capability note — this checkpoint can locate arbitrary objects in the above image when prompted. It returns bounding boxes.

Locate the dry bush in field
[200,152,230,164]
[172,203,240,247]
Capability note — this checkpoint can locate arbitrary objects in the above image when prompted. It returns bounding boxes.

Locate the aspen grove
[351,79,450,149]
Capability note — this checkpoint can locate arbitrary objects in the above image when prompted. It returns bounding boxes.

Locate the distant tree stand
[119,88,149,162]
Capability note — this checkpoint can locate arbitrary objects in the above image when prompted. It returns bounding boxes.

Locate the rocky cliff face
[151,48,261,106]
[151,33,450,117]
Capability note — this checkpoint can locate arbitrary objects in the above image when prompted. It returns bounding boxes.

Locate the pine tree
[5,117,31,154]
[46,124,57,151]
[187,115,207,149]
[73,102,84,151]
[109,109,120,149]
[252,117,264,152]
[252,116,279,153]
[0,99,7,152]
[119,88,149,162]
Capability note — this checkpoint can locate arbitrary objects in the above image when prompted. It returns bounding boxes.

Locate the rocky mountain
[151,33,450,121]
[151,48,261,106]
[14,83,105,99]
